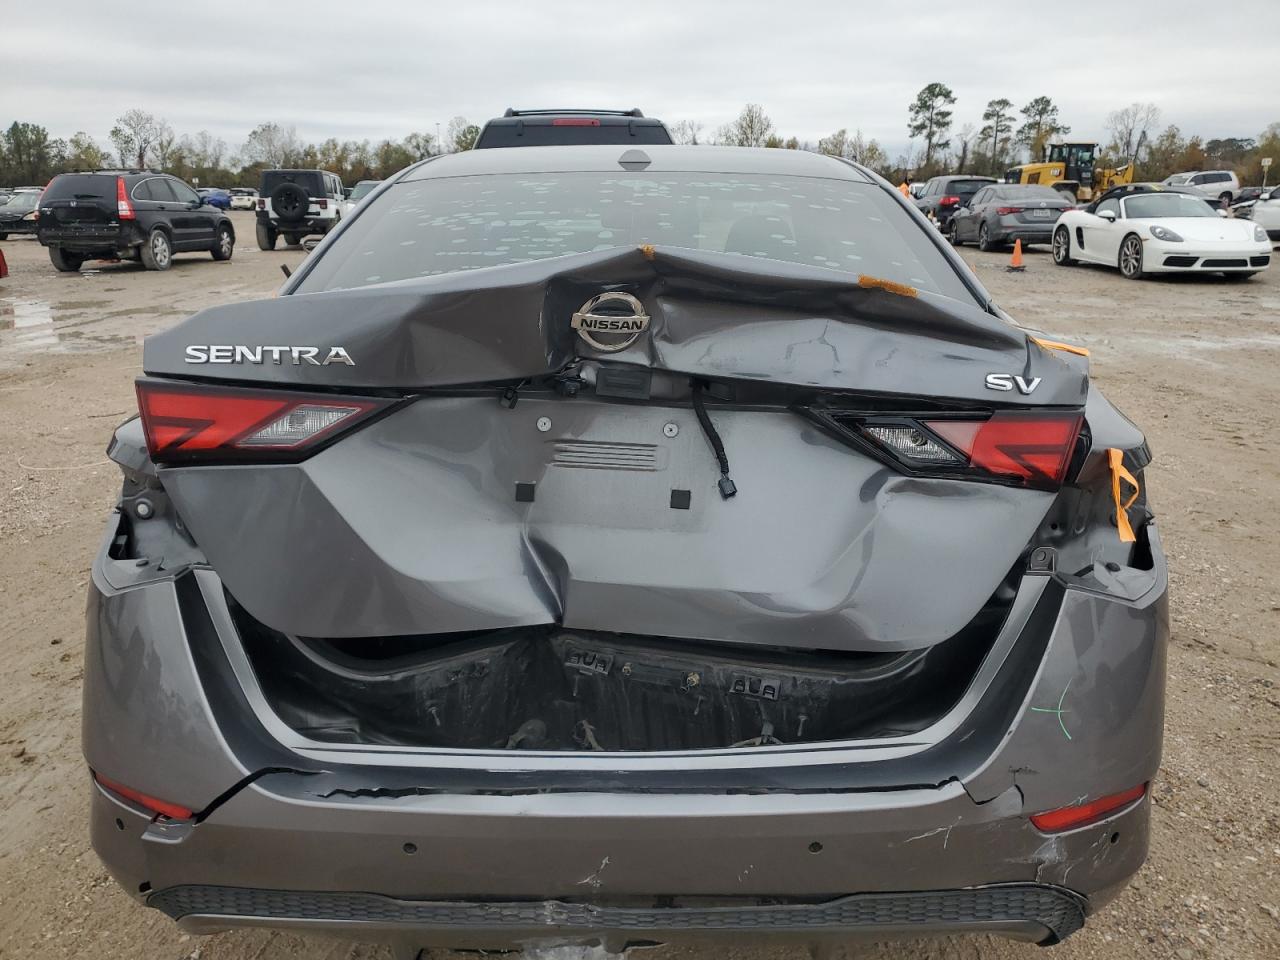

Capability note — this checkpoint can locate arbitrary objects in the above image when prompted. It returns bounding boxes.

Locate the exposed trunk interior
[229,581,1014,753]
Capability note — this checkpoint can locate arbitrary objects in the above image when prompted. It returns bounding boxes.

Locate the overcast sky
[3,0,1276,159]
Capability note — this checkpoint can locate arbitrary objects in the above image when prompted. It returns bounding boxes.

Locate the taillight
[1031,783,1147,833]
[135,379,393,464]
[940,195,961,206]
[317,198,327,209]
[94,772,194,821]
[116,176,134,220]
[257,198,266,210]
[552,118,601,126]
[822,411,1083,489]
[927,413,1082,485]
[995,206,1024,215]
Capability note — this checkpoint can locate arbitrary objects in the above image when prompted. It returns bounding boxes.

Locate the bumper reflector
[1030,783,1146,833]
[93,772,194,821]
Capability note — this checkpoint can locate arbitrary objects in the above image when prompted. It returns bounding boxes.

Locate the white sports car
[1051,190,1271,280]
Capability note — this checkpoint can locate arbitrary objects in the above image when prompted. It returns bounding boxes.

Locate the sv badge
[985,373,1042,394]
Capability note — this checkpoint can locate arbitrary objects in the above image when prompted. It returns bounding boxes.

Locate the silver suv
[1162,170,1240,204]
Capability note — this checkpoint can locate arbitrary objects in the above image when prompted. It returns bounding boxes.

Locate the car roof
[401,145,873,182]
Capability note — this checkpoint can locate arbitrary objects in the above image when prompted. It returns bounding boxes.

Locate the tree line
[0,111,482,189]
[899,83,1278,185]
[2,98,1276,190]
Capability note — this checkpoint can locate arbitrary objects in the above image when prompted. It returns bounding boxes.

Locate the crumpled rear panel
[160,398,1052,651]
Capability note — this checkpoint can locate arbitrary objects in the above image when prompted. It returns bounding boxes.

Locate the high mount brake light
[1031,783,1147,833]
[552,118,601,126]
[828,411,1083,489]
[136,380,391,464]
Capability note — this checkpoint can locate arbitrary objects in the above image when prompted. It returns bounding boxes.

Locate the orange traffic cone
[1006,238,1025,272]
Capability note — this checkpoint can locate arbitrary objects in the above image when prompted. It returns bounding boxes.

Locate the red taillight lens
[940,195,961,206]
[317,198,327,209]
[257,198,265,209]
[94,772,194,821]
[136,379,391,464]
[116,176,135,220]
[1030,783,1147,833]
[995,206,1023,215]
[552,118,601,126]
[927,413,1082,486]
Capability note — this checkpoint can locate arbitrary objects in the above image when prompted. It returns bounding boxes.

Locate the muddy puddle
[0,295,151,366]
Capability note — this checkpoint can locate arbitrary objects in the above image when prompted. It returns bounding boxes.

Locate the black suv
[912,175,999,229]
[37,171,234,272]
[474,108,674,148]
[255,169,345,250]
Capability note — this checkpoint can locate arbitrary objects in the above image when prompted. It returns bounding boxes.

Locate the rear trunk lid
[143,247,1086,654]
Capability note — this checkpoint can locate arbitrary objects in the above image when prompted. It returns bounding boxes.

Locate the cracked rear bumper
[84,522,1167,950]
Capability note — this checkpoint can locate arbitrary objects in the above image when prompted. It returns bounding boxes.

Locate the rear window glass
[296,172,977,304]
[2,192,39,211]
[43,174,113,200]
[1007,186,1072,202]
[349,181,380,200]
[475,123,674,149]
[946,179,993,196]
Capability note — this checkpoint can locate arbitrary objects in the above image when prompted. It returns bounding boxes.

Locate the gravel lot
[1,214,1277,959]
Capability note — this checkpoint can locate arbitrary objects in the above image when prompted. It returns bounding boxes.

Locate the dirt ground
[1,215,1277,959]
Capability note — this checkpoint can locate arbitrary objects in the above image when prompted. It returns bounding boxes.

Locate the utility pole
[436,122,442,154]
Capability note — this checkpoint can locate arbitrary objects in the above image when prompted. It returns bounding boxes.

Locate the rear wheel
[0,232,7,241]
[1118,234,1144,280]
[284,233,302,247]
[977,223,995,252]
[140,228,172,271]
[1052,226,1075,266]
[48,246,86,272]
[255,221,278,251]
[947,219,962,246]
[211,224,234,261]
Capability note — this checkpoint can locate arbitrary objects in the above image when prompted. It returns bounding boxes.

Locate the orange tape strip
[1031,336,1091,357]
[1107,448,1140,543]
[857,275,918,298]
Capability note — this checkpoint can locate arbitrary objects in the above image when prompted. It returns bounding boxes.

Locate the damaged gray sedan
[85,145,1167,956]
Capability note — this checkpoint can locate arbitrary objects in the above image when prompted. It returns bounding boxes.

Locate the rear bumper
[995,224,1057,244]
[0,219,37,235]
[84,521,1168,950]
[38,223,141,252]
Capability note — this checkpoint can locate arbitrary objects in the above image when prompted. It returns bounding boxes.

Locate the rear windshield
[2,192,39,211]
[475,122,674,149]
[946,179,993,197]
[260,171,324,195]
[349,180,380,200]
[42,174,114,201]
[296,171,977,304]
[1006,186,1072,202]
[1124,193,1217,218]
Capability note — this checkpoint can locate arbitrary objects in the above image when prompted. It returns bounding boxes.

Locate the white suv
[255,169,345,249]
[1162,170,1240,204]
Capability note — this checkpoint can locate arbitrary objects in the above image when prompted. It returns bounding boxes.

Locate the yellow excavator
[1003,142,1134,202]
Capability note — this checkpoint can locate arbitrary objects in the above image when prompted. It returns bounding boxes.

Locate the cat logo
[571,292,650,352]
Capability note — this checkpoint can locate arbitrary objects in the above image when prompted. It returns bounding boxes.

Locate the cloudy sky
[3,0,1275,158]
